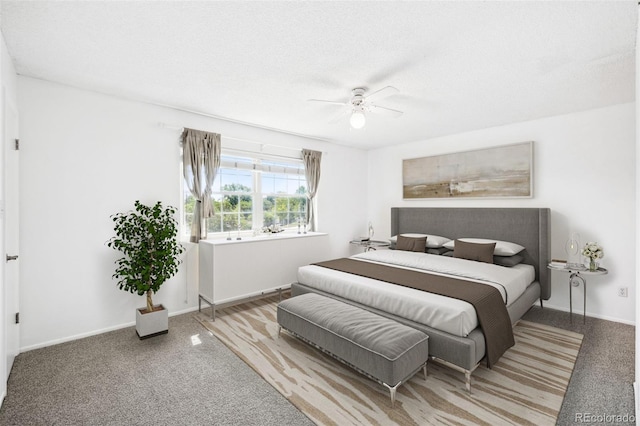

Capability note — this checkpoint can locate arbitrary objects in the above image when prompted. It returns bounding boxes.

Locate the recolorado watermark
[575,412,635,423]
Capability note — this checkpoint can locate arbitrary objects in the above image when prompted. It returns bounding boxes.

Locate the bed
[291,207,550,390]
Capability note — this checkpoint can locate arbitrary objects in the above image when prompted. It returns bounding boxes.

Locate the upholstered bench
[277,293,429,405]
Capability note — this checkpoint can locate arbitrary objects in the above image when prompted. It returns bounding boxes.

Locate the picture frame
[402,141,533,199]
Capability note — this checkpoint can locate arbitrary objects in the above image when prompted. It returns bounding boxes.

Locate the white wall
[367,102,636,324]
[635,7,639,411]
[0,29,19,406]
[12,76,637,347]
[17,76,368,350]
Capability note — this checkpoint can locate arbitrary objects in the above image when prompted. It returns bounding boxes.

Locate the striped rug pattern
[196,296,582,426]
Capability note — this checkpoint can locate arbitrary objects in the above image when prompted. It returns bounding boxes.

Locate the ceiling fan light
[350,110,366,129]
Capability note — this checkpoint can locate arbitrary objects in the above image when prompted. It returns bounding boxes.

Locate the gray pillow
[444,238,525,256]
[426,247,451,255]
[493,254,524,267]
[396,235,427,252]
[389,234,451,248]
[453,239,496,263]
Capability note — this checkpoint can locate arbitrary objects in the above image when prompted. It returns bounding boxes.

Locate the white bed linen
[296,250,535,337]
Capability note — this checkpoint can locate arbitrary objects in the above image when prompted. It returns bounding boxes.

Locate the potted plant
[107,200,185,339]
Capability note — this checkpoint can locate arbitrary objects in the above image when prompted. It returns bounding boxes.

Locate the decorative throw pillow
[444,238,525,256]
[389,234,451,248]
[453,239,496,263]
[396,235,427,252]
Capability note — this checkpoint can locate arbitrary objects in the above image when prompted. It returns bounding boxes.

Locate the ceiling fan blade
[307,99,347,107]
[369,104,403,118]
[327,107,351,123]
[365,86,399,103]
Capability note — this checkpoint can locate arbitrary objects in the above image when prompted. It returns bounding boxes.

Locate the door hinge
[14,139,19,150]
[15,312,19,324]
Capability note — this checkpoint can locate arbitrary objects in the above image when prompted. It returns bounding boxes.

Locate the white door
[3,92,19,378]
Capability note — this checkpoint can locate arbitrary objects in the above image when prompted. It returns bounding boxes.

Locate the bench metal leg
[383,382,400,407]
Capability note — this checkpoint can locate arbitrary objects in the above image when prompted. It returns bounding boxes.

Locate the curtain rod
[223,135,302,155]
[157,122,325,156]
[223,147,302,161]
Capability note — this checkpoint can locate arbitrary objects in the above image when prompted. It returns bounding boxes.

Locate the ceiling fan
[308,86,403,129]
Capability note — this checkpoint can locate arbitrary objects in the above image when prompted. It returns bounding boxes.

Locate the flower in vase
[581,242,604,261]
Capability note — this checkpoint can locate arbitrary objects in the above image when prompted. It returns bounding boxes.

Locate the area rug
[195,296,583,426]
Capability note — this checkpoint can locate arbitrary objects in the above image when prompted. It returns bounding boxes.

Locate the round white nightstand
[548,264,608,324]
[349,239,390,252]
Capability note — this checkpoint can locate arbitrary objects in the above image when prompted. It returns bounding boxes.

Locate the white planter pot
[136,304,168,339]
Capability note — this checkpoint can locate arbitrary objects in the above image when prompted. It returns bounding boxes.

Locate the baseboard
[169,306,200,316]
[542,302,636,326]
[634,382,639,417]
[20,306,201,353]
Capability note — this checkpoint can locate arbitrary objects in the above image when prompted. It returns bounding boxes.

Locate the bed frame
[292,207,550,391]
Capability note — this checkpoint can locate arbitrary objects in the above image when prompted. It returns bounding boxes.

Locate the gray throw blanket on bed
[313,258,515,368]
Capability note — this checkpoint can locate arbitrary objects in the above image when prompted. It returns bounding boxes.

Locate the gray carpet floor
[522,306,636,425]
[0,305,634,425]
[0,312,314,426]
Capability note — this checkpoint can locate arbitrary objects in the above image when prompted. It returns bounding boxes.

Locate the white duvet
[296,250,535,337]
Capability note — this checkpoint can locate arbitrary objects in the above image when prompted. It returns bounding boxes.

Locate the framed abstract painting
[402,141,533,199]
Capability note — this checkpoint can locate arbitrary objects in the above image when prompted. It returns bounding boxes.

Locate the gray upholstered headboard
[390,207,551,300]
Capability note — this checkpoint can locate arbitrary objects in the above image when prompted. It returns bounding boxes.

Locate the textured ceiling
[1,1,636,149]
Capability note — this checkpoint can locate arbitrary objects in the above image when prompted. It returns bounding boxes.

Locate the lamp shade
[349,110,366,129]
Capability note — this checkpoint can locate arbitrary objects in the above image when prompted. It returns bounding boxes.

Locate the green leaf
[106,201,184,298]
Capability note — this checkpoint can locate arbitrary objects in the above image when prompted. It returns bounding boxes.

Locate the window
[183,153,307,237]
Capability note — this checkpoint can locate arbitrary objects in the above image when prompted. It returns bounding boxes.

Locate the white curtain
[182,128,221,242]
[302,149,322,232]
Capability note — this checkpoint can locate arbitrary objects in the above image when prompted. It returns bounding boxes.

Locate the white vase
[135,304,168,339]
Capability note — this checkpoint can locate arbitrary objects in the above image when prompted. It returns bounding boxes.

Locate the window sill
[197,231,327,245]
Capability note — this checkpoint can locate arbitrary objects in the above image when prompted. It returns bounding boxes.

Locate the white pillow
[389,233,451,248]
[443,238,525,256]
